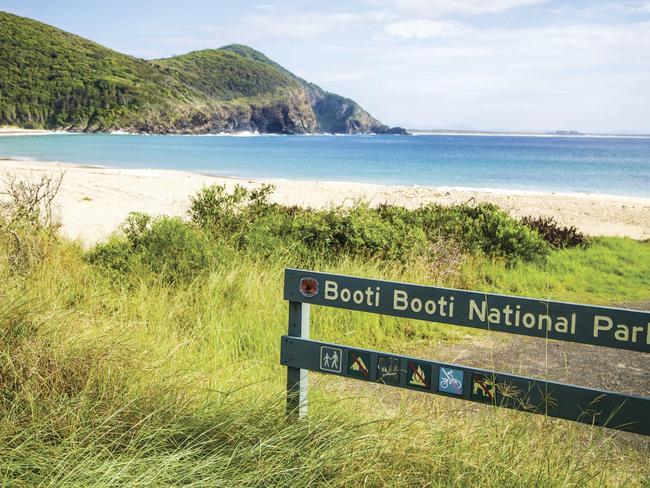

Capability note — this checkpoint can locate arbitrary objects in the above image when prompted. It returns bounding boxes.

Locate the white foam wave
[412,131,650,139]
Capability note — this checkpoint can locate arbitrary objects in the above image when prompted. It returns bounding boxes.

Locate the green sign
[281,336,650,436]
[282,269,650,436]
[284,269,650,353]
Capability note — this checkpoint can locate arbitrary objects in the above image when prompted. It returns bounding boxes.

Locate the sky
[3,0,650,133]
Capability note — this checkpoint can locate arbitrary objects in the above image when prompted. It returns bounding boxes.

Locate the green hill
[0,12,403,134]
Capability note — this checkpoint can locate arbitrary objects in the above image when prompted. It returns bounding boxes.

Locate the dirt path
[421,301,650,397]
[423,333,649,397]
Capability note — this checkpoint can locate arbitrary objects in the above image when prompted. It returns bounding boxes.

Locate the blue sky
[3,0,650,132]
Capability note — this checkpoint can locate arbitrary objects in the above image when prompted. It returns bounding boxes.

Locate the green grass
[1,183,648,485]
[1,232,648,486]
[465,237,650,304]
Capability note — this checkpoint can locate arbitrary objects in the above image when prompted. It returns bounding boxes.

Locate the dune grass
[0,230,648,486]
[1,180,648,486]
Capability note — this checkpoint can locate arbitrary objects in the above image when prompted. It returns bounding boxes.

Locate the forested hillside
[0,12,402,134]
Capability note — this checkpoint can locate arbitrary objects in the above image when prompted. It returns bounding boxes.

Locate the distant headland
[0,12,406,135]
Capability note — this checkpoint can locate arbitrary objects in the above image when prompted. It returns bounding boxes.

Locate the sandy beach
[1,158,649,244]
[0,127,65,136]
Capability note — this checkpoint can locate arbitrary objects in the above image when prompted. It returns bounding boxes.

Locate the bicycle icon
[439,367,463,394]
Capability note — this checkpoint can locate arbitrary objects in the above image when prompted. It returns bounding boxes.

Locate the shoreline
[3,156,649,201]
[0,127,71,137]
[411,131,650,139]
[1,158,649,245]
[3,126,650,140]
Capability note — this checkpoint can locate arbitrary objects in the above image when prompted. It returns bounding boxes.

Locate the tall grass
[1,183,648,486]
[1,238,648,486]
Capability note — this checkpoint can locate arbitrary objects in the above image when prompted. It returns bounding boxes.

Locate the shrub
[188,186,549,264]
[188,184,431,260]
[188,183,276,239]
[415,203,549,263]
[90,188,550,279]
[84,236,133,275]
[121,211,152,248]
[135,217,219,283]
[520,216,588,249]
[87,214,221,284]
[0,172,63,232]
[288,203,428,260]
[0,172,63,274]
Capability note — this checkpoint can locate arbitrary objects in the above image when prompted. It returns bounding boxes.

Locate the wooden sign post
[282,269,650,435]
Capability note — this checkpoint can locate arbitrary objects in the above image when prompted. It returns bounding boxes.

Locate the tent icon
[349,350,370,378]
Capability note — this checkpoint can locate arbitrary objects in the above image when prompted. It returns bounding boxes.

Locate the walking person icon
[324,352,333,368]
[323,351,339,369]
[320,346,342,373]
[330,351,339,370]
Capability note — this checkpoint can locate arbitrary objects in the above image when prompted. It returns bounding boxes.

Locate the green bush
[133,216,219,283]
[289,203,428,260]
[190,185,430,260]
[414,203,549,263]
[189,184,276,240]
[89,188,550,280]
[187,185,549,264]
[86,214,221,284]
[84,236,133,275]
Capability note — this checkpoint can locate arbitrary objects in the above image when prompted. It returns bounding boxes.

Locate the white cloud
[98,10,373,58]
[374,21,650,71]
[314,19,650,131]
[230,11,370,42]
[368,10,391,21]
[639,1,650,12]
[310,71,376,83]
[385,19,471,38]
[366,0,546,16]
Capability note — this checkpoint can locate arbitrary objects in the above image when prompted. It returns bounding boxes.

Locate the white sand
[0,127,64,136]
[1,158,649,245]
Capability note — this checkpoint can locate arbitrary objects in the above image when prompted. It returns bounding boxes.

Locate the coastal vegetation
[0,12,400,134]
[520,215,587,249]
[88,183,551,280]
[0,177,648,485]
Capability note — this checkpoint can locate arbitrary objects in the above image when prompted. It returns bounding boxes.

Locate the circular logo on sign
[299,277,318,298]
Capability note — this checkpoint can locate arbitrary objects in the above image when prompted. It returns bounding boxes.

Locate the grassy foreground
[1,186,649,486]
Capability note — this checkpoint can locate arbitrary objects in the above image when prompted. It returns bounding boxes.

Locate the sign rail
[281,268,649,436]
[281,336,650,436]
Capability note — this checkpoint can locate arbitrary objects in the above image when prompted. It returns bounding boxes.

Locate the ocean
[1,133,649,197]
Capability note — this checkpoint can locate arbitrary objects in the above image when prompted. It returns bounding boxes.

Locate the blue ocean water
[1,133,649,197]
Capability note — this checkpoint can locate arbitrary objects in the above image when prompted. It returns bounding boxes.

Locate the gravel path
[425,301,650,397]
[427,333,649,397]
